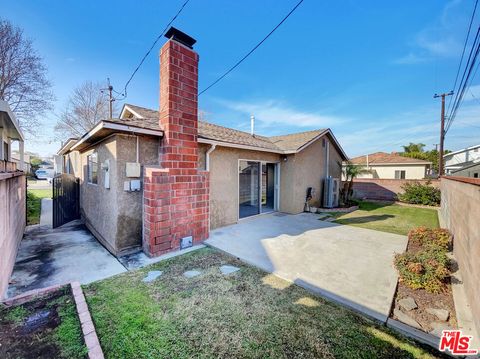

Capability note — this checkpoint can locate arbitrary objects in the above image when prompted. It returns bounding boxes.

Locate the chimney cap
[165,27,196,49]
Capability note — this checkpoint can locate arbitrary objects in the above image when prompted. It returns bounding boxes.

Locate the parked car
[35,168,55,180]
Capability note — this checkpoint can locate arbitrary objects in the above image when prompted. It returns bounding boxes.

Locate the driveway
[206,212,407,322]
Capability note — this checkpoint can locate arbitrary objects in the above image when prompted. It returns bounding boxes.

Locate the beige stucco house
[57,28,348,257]
[347,152,431,179]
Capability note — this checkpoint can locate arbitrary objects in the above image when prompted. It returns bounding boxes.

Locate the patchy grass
[332,201,439,235]
[0,286,86,359]
[27,189,52,225]
[84,248,443,358]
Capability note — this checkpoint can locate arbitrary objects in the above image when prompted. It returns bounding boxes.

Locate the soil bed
[0,286,86,359]
[393,281,457,333]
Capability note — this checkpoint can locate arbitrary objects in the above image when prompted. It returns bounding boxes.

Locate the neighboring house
[11,152,31,174]
[57,27,348,257]
[444,144,480,177]
[0,100,26,299]
[0,100,25,172]
[347,152,431,179]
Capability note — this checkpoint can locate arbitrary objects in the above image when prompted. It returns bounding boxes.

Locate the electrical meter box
[126,162,141,178]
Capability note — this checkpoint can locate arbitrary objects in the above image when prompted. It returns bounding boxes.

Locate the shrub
[397,181,441,206]
[408,227,452,251]
[395,247,450,293]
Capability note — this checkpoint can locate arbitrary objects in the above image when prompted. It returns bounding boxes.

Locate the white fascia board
[120,104,144,119]
[0,100,25,141]
[70,121,162,152]
[198,138,284,154]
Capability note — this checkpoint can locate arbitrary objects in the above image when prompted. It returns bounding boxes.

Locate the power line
[446,0,479,114]
[119,0,191,100]
[198,0,305,96]
[445,26,480,134]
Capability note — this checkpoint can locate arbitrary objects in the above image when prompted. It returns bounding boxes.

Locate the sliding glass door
[239,160,277,219]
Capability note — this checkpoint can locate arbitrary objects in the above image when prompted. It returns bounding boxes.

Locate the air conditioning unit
[323,176,340,208]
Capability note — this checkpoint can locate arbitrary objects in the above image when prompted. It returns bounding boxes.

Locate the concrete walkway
[7,220,126,298]
[206,212,407,322]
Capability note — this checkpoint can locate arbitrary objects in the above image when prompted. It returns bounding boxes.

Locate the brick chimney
[143,28,209,257]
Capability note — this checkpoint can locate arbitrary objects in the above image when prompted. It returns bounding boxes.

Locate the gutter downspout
[205,144,216,171]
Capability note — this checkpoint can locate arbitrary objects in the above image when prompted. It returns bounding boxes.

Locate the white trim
[443,143,480,158]
[0,100,24,141]
[70,121,163,152]
[205,144,216,171]
[120,104,145,119]
[199,138,284,154]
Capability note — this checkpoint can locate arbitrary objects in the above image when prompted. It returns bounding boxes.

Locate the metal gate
[53,174,80,228]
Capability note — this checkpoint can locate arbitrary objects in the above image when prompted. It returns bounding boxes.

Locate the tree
[0,19,54,135]
[341,163,370,204]
[400,143,451,173]
[402,143,426,153]
[55,81,117,140]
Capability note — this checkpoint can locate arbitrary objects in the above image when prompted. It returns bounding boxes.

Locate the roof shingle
[119,104,330,153]
[349,152,431,165]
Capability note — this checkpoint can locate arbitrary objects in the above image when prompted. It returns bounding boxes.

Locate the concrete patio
[7,219,126,298]
[206,212,408,322]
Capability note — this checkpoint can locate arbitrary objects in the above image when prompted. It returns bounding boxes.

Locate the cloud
[394,0,463,65]
[393,53,428,65]
[65,57,75,63]
[214,98,347,129]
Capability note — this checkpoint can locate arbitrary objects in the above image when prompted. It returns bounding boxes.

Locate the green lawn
[27,188,52,225]
[84,248,442,358]
[332,201,439,235]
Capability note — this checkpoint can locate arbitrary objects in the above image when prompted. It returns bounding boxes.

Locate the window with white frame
[394,170,406,179]
[87,152,98,184]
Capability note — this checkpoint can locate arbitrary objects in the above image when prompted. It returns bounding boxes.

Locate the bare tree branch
[55,81,118,140]
[0,19,54,135]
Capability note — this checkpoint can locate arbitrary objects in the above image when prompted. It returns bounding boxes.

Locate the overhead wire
[198,0,305,96]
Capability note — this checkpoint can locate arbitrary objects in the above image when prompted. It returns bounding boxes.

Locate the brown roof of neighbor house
[120,104,344,156]
[349,152,431,165]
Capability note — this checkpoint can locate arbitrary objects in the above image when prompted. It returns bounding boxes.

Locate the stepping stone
[183,270,201,278]
[324,217,337,222]
[142,270,163,283]
[393,308,422,330]
[317,214,330,220]
[398,297,417,311]
[429,321,455,338]
[426,308,450,322]
[220,265,240,275]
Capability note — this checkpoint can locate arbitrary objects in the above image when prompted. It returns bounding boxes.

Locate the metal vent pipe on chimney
[250,115,255,135]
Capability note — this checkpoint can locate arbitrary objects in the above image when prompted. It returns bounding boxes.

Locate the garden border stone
[71,282,104,359]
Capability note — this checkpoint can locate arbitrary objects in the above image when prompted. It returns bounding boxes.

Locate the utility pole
[101,78,115,119]
[433,91,453,177]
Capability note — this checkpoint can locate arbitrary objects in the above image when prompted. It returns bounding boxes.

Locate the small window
[87,152,98,184]
[474,173,479,178]
[394,170,406,179]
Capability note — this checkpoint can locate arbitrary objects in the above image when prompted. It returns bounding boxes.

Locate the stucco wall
[440,177,480,333]
[207,146,281,229]
[282,135,343,212]
[80,136,119,254]
[79,134,159,255]
[355,164,428,179]
[114,135,159,252]
[204,134,344,228]
[351,178,439,201]
[0,173,26,298]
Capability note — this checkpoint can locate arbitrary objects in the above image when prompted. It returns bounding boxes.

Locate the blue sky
[3,0,480,157]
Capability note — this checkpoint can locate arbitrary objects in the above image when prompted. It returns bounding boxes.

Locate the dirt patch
[0,287,86,359]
